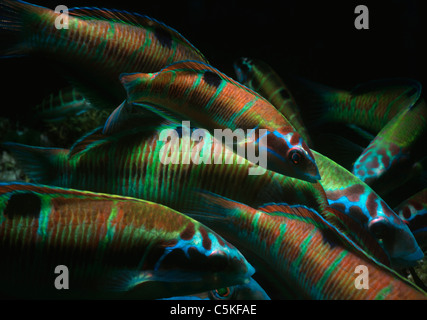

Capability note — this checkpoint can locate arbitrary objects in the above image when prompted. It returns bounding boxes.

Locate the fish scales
[0,183,253,299]
[233,58,311,145]
[352,98,427,191]
[4,124,329,219]
[233,63,421,267]
[0,0,208,109]
[121,61,320,182]
[186,194,426,299]
[313,150,423,268]
[306,79,421,133]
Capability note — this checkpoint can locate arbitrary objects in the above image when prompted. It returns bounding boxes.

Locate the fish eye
[288,149,303,165]
[210,287,233,300]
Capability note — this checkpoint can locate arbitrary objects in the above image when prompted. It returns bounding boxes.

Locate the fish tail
[291,77,344,128]
[1,142,68,185]
[184,191,253,225]
[0,0,43,57]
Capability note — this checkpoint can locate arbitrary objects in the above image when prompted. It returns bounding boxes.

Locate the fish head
[233,57,254,85]
[263,129,320,182]
[159,277,270,300]
[353,138,408,187]
[152,223,255,297]
[207,278,270,300]
[368,215,423,268]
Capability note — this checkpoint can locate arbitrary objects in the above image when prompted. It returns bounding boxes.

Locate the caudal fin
[2,142,68,185]
[0,0,44,57]
[289,76,345,129]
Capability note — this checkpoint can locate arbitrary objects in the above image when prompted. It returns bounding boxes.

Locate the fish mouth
[300,168,321,183]
[390,246,424,268]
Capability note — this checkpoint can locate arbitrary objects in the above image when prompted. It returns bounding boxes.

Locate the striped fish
[35,87,95,123]
[120,60,320,182]
[0,182,254,299]
[2,117,328,219]
[3,118,396,264]
[352,98,427,194]
[0,0,208,109]
[395,188,427,249]
[233,57,312,146]
[293,77,422,133]
[313,150,423,268]
[185,193,427,300]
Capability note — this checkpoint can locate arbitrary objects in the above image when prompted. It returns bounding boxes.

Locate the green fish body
[35,87,95,123]
[0,0,208,109]
[3,118,328,217]
[295,78,422,134]
[233,57,311,145]
[185,193,427,300]
[0,182,254,299]
[353,98,427,194]
[313,150,423,268]
[120,60,320,182]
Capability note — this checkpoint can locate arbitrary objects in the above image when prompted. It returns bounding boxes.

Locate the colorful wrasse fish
[35,87,95,123]
[233,57,311,146]
[353,98,427,193]
[2,115,328,219]
[395,188,427,249]
[185,192,427,300]
[120,60,320,182]
[294,77,422,133]
[0,182,254,299]
[312,150,423,268]
[160,277,270,300]
[0,0,208,109]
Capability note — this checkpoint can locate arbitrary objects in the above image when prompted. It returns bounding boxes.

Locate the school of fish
[0,0,426,300]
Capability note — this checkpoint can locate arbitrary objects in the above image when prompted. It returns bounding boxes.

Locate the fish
[312,150,423,268]
[120,60,320,182]
[2,115,328,218]
[0,182,254,299]
[184,192,427,300]
[159,277,270,300]
[292,77,422,134]
[352,98,427,194]
[3,116,398,264]
[395,188,427,249]
[233,57,312,146]
[0,0,208,109]
[35,87,95,123]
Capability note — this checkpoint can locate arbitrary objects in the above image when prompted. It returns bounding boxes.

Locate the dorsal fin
[68,7,208,62]
[102,101,173,135]
[351,78,422,99]
[153,60,269,101]
[69,113,178,159]
[68,127,107,159]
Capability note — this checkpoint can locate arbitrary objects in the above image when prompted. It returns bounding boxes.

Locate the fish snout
[368,218,424,267]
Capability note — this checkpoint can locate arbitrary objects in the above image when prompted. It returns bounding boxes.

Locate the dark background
[1,0,426,124]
